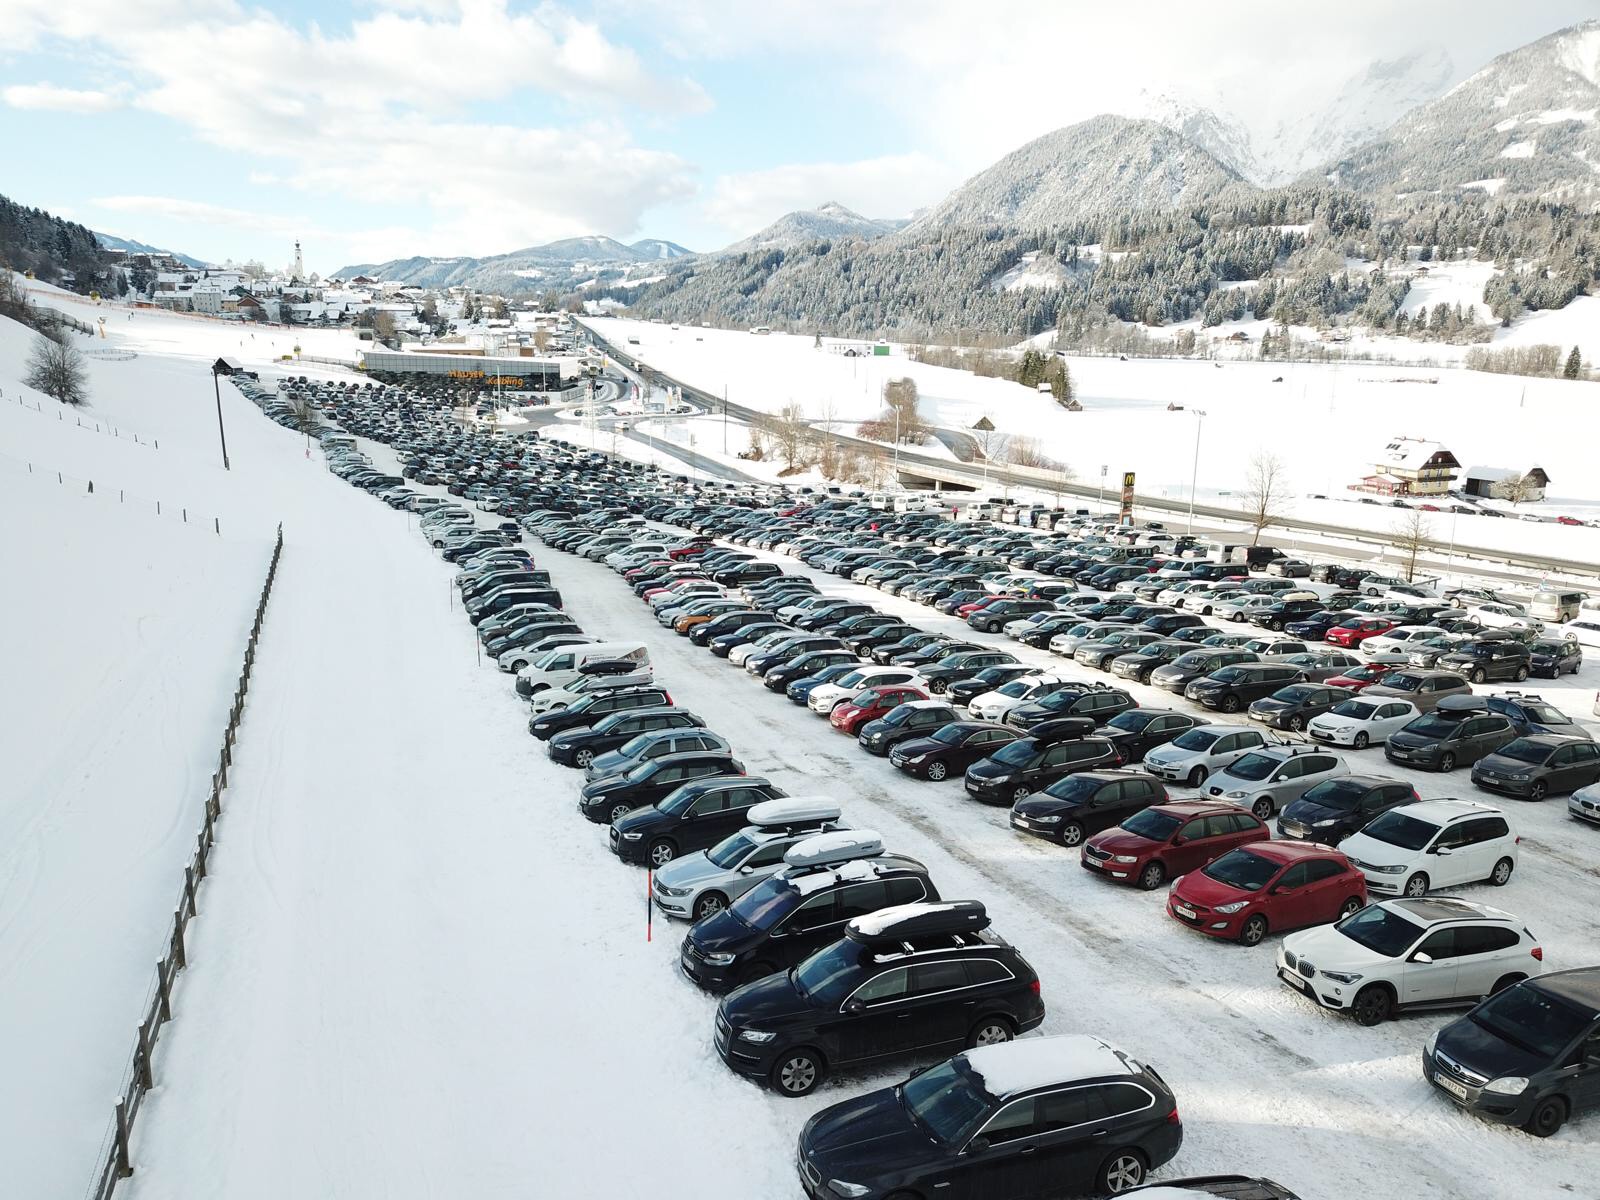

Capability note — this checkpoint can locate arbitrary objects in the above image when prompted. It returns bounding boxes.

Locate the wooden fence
[82,522,285,1200]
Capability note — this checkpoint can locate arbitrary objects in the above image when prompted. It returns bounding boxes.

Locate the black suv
[1011,770,1168,848]
[918,650,1019,694]
[797,1034,1183,1200]
[577,750,745,825]
[1149,648,1256,694]
[1276,776,1419,845]
[1099,710,1207,762]
[965,734,1121,805]
[546,707,705,768]
[527,684,674,740]
[1005,684,1135,730]
[1425,967,1600,1137]
[968,598,1054,633]
[609,776,787,867]
[1109,640,1192,684]
[890,722,1021,782]
[1247,683,1349,732]
[1480,692,1595,740]
[764,649,857,691]
[858,700,961,756]
[1385,708,1518,772]
[1438,639,1533,684]
[715,901,1045,1096]
[1186,663,1307,713]
[1249,597,1326,632]
[680,837,937,992]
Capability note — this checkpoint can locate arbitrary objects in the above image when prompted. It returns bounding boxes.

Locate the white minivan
[516,641,650,693]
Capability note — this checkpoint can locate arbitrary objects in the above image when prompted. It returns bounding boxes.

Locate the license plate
[1434,1072,1469,1101]
[1174,905,1197,921]
[680,953,700,979]
[1278,967,1310,994]
[1083,856,1105,870]
[1390,749,1409,760]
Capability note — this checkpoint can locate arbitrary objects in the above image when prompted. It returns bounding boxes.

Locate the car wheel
[1523,1096,1568,1138]
[1338,896,1363,920]
[1490,857,1515,886]
[1438,753,1456,772]
[1221,695,1241,713]
[965,1018,1014,1048]
[648,840,676,868]
[1059,822,1085,847]
[1403,872,1430,898]
[1013,785,1032,803]
[1528,780,1548,801]
[528,682,547,695]
[929,678,947,694]
[1270,620,1283,631]
[1096,1150,1147,1195]
[926,760,949,782]
[771,1048,824,1098]
[1491,972,1526,996]
[1251,797,1275,821]
[1514,665,1529,682]
[1354,732,1370,750]
[1239,914,1269,946]
[574,749,594,768]
[692,892,727,921]
[1352,984,1394,1026]
[608,803,631,824]
[1289,715,1306,732]
[1472,668,1487,684]
[1187,766,1208,788]
[510,658,529,672]
[1137,861,1166,891]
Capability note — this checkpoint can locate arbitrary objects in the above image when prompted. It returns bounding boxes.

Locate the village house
[1351,437,1461,497]
[1462,465,1550,503]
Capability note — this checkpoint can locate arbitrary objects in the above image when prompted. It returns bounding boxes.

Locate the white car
[1559,618,1600,649]
[968,674,1072,722]
[1241,637,1309,658]
[1183,587,1248,616]
[1464,603,1540,633]
[1339,799,1519,899]
[1307,697,1421,748]
[778,596,835,623]
[1141,724,1269,788]
[807,666,921,715]
[1277,897,1543,1025]
[1359,626,1449,657]
[1157,580,1207,607]
[1048,622,1123,657]
[1212,595,1283,624]
[730,631,790,668]
[1569,780,1600,825]
[1003,612,1056,638]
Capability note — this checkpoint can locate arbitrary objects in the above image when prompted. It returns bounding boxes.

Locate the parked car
[609,776,788,867]
[1082,799,1269,890]
[1338,799,1519,898]
[966,734,1121,806]
[1186,663,1309,713]
[1438,639,1533,684]
[527,684,675,740]
[1384,708,1518,772]
[1323,662,1397,692]
[1149,648,1257,695]
[1247,683,1350,732]
[1479,691,1595,739]
[582,722,725,780]
[1108,640,1193,684]
[1276,775,1419,845]
[1141,725,1269,788]
[1168,841,1368,945]
[1010,769,1168,848]
[1203,745,1349,821]
[1361,669,1472,713]
[714,900,1044,1096]
[1279,896,1539,1025]
[1099,710,1208,763]
[1529,637,1584,678]
[1472,735,1600,800]
[1424,967,1600,1136]
[1006,683,1136,730]
[794,1035,1183,1199]
[577,750,745,825]
[806,666,922,715]
[857,699,961,756]
[1307,697,1421,749]
[829,684,931,736]
[545,706,703,768]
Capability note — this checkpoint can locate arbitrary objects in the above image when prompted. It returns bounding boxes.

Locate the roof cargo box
[783,831,883,870]
[748,797,843,829]
[846,900,990,946]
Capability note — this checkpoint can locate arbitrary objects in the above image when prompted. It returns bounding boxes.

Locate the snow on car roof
[847,900,963,938]
[963,1034,1131,1096]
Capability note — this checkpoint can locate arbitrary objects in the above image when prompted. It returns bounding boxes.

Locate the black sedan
[608,776,786,867]
[889,721,1020,781]
[1010,769,1167,848]
[1247,683,1349,732]
[1099,709,1207,762]
[577,751,745,825]
[946,664,1036,706]
[964,735,1120,805]
[764,649,857,691]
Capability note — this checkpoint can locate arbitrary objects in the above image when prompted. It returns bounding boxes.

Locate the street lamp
[1186,408,1208,535]
[209,358,233,470]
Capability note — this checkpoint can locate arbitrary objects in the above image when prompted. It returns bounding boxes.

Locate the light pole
[893,408,901,480]
[209,359,232,470]
[1097,465,1106,514]
[1186,408,1208,536]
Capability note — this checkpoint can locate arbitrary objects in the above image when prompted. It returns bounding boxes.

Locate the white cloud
[706,153,954,239]
[2,83,124,113]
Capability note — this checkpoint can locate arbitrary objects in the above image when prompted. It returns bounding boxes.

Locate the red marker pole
[646,870,653,942]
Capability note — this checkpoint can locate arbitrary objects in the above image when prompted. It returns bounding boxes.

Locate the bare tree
[1391,509,1433,582]
[883,377,929,444]
[371,309,398,346]
[1003,434,1054,469]
[24,333,89,406]
[771,403,811,470]
[1499,472,1535,506]
[533,329,551,353]
[1240,452,1291,546]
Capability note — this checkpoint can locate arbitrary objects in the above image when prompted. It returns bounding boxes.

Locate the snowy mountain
[335,234,698,293]
[630,238,694,260]
[719,202,898,254]
[1324,20,1600,200]
[93,230,207,269]
[911,115,1244,230]
[1134,92,1263,184]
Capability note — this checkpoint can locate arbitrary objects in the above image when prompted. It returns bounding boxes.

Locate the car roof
[1387,897,1514,925]
[961,1034,1134,1097]
[1529,967,1600,1013]
[1389,798,1506,824]
[1149,800,1250,819]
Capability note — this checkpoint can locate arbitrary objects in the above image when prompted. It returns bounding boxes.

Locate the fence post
[155,958,172,1023]
[170,912,186,971]
[114,1099,132,1179]
[135,1020,154,1089]
[183,865,198,918]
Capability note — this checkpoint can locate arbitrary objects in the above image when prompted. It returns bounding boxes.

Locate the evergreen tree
[1564,345,1583,379]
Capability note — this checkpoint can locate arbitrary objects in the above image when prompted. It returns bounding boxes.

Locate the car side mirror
[1431,845,1451,856]
[739,865,754,875]
[1170,835,1186,846]
[1412,951,1434,964]
[966,1137,991,1156]
[843,999,865,1015]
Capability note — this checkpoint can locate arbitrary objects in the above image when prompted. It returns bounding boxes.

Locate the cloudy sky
[2,0,1592,270]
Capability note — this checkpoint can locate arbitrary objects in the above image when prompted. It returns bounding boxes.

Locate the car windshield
[1202,848,1279,891]
[1301,779,1369,810]
[1331,700,1377,720]
[1335,904,1426,957]
[1044,775,1101,802]
[1526,703,1570,725]
[1470,985,1595,1062]
[853,689,883,707]
[794,941,867,1005]
[1209,667,1245,684]
[1343,666,1384,681]
[990,739,1038,766]
[901,1061,991,1146]
[880,705,923,727]
[707,831,759,869]
[1405,714,1460,738]
[1226,753,1278,782]
[1497,739,1555,765]
[930,723,976,746]
[1382,673,1425,693]
[1359,810,1440,851]
[1120,809,1181,840]
[729,877,797,930]
[617,732,661,757]
[997,680,1033,698]
[1170,728,1221,752]
[1108,711,1156,732]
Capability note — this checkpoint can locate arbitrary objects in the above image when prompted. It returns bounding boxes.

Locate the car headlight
[1112,855,1139,864]
[1225,790,1246,799]
[1425,1030,1439,1055]
[904,753,928,764]
[1369,863,1406,874]
[622,832,644,840]
[1032,814,1061,823]
[1214,900,1250,914]
[738,1029,777,1044]
[829,1183,870,1199]
[1487,1076,1529,1095]
[1313,819,1338,828]
[703,952,736,966]
[1321,970,1363,984]
[658,884,688,897]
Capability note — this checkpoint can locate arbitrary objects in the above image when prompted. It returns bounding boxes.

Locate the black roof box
[846,900,989,946]
[1029,716,1098,742]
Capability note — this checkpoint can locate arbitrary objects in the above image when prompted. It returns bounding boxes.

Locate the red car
[1556,516,1584,526]
[642,577,713,601]
[1167,841,1368,946]
[667,541,714,560]
[1079,800,1270,891]
[1324,617,1397,648]
[1324,663,1396,691]
[829,684,929,735]
[955,594,1012,618]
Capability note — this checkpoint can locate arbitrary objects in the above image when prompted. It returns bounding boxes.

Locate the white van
[1531,589,1587,623]
[516,641,649,693]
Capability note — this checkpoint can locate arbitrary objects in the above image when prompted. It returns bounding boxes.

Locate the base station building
[361,347,584,393]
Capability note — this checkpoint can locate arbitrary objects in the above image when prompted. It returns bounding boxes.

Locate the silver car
[1141,724,1269,788]
[1202,744,1349,820]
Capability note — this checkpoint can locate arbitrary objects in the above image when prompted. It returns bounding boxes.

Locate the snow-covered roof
[848,901,963,938]
[1463,464,1549,483]
[1376,437,1459,472]
[964,1035,1131,1096]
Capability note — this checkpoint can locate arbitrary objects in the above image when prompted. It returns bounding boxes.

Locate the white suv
[807,666,921,715]
[967,674,1072,723]
[1203,745,1349,820]
[1339,799,1519,898]
[1141,725,1269,788]
[1277,896,1542,1025]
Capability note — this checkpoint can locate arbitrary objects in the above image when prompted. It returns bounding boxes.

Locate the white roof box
[847,900,989,945]
[748,797,842,829]
[783,830,883,870]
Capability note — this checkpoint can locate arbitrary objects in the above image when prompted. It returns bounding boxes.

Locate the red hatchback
[1080,800,1270,891]
[1167,841,1367,946]
[1324,617,1397,648]
[829,684,929,735]
[956,594,1011,618]
[1324,662,1396,691]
